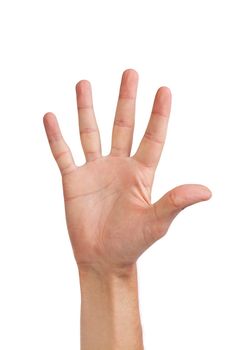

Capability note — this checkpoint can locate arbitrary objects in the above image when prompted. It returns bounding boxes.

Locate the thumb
[153,184,212,236]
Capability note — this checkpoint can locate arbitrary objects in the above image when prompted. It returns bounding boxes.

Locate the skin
[43,69,212,349]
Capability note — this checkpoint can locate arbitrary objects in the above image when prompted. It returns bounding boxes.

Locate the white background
[0,0,232,349]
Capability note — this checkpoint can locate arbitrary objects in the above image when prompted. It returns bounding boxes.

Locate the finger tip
[43,111,54,123]
[197,185,212,201]
[43,112,58,133]
[123,68,139,80]
[203,188,213,200]
[158,86,172,98]
[76,79,91,92]
[174,184,212,205]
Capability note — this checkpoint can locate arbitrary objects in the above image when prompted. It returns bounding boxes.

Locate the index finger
[132,86,172,169]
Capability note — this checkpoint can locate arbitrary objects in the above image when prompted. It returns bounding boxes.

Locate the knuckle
[144,131,164,145]
[80,128,98,135]
[168,191,180,209]
[114,119,133,129]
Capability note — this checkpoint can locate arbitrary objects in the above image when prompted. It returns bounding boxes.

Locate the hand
[43,69,212,273]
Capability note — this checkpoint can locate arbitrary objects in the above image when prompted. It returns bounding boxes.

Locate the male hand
[43,69,211,273]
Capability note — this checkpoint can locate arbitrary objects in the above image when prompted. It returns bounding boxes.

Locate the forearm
[78,263,144,350]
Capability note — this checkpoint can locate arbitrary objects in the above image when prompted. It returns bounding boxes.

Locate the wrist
[78,262,144,350]
[78,262,137,280]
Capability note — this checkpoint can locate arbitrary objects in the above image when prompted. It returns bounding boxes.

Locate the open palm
[43,69,211,271]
